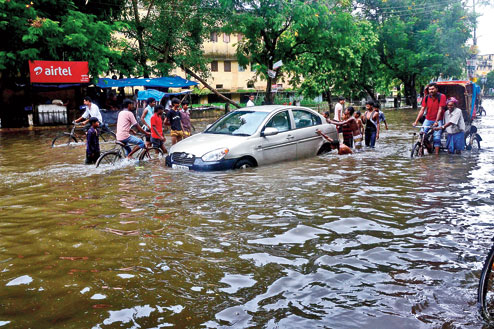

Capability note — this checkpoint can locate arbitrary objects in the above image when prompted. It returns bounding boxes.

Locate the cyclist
[413,82,446,155]
[74,96,105,131]
[116,99,150,159]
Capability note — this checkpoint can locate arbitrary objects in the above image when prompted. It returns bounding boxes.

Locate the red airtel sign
[29,60,89,83]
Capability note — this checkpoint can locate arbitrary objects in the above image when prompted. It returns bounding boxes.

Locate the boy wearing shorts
[165,98,184,145]
[150,105,167,154]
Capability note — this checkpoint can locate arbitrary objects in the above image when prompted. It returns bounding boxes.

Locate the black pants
[86,152,100,164]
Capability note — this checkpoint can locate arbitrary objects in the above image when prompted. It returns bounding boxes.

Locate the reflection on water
[1,104,494,328]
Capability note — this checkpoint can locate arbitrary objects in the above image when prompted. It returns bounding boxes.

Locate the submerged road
[1,103,494,328]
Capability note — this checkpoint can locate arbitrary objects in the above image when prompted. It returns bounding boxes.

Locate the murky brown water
[1,103,494,328]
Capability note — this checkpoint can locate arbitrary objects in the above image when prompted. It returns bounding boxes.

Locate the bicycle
[51,122,116,147]
[95,135,165,168]
[478,240,494,321]
[465,125,482,151]
[410,126,435,158]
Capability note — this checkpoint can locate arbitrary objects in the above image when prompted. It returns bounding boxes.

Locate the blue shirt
[379,111,386,123]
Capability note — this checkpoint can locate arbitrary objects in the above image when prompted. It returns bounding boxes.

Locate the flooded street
[2,103,494,328]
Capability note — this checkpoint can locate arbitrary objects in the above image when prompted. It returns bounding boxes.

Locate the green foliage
[220,0,332,103]
[359,0,472,106]
[118,0,220,78]
[0,0,125,85]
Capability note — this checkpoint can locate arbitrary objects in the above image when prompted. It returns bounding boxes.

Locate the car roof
[233,105,314,113]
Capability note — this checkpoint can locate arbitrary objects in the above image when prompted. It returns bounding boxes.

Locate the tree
[0,0,126,86]
[220,0,332,104]
[359,0,472,108]
[118,0,241,107]
[293,12,381,107]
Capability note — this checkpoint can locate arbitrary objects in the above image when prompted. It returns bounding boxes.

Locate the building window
[216,84,223,89]
[247,81,254,88]
[211,61,218,72]
[223,33,230,43]
[210,32,217,42]
[237,33,243,42]
[238,64,246,72]
[224,61,231,72]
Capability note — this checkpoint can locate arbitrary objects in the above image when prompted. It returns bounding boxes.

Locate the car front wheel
[234,158,255,169]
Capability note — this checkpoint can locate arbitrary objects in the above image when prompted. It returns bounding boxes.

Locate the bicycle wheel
[411,142,422,158]
[52,133,77,147]
[100,130,116,143]
[478,243,494,321]
[466,133,481,151]
[139,147,165,162]
[95,151,122,167]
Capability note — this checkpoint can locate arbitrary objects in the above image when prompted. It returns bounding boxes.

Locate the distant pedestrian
[165,98,184,145]
[334,96,345,121]
[85,117,100,164]
[141,97,156,148]
[376,106,388,130]
[180,101,192,138]
[246,94,255,107]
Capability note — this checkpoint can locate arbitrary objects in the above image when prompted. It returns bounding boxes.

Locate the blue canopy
[137,89,191,101]
[97,76,198,88]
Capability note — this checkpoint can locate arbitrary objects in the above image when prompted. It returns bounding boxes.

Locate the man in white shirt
[434,97,465,154]
[334,96,345,121]
[246,94,255,107]
[334,96,345,141]
[75,96,103,124]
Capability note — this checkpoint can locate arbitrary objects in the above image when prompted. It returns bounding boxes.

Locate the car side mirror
[262,127,279,137]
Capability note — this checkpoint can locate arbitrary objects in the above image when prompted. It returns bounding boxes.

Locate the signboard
[273,60,283,70]
[29,60,89,83]
[267,69,277,79]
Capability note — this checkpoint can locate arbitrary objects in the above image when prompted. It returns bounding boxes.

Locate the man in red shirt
[413,83,446,154]
[150,105,167,154]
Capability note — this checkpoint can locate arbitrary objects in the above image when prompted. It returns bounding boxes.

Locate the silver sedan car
[165,105,337,171]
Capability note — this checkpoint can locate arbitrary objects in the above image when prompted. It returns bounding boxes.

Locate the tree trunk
[182,66,241,109]
[265,76,273,105]
[131,0,150,78]
[403,76,417,109]
[363,85,377,102]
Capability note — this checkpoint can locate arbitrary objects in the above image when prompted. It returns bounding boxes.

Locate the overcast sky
[477,5,494,54]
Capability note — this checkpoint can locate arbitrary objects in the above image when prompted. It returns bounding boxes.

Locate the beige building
[173,32,292,105]
[476,54,494,79]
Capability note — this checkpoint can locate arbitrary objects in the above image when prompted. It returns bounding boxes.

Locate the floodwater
[1,103,494,329]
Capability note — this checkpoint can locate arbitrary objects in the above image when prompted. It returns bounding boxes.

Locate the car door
[290,109,323,159]
[258,110,297,165]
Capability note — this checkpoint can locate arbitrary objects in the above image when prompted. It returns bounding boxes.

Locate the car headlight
[201,148,229,162]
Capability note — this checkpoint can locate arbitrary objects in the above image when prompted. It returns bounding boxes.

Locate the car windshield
[205,110,269,136]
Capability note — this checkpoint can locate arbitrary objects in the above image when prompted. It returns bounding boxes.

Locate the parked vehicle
[165,105,337,171]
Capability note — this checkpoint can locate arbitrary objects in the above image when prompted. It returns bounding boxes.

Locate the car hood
[169,133,250,157]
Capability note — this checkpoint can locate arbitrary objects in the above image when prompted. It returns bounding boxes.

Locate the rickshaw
[411,80,483,157]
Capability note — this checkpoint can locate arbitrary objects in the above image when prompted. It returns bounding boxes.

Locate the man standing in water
[413,82,446,155]
[165,98,185,145]
[434,97,465,154]
[327,107,360,148]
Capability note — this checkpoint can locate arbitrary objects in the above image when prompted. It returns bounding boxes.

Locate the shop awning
[96,76,198,88]
[137,89,191,101]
